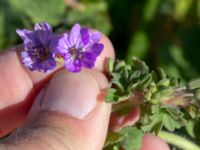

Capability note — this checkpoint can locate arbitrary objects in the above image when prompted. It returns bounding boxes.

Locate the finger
[140,134,170,150]
[95,34,115,71]
[0,33,115,137]
[1,69,111,150]
[109,106,140,131]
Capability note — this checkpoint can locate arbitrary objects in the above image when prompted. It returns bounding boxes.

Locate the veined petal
[49,34,62,52]
[69,23,81,45]
[81,52,96,68]
[21,51,33,68]
[89,31,101,44]
[83,31,102,50]
[34,22,52,31]
[57,33,71,54]
[38,58,56,73]
[16,29,32,40]
[80,27,89,45]
[91,43,104,56]
[36,30,53,46]
[64,58,82,72]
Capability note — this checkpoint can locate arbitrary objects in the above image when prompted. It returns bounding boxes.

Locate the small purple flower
[16,22,58,72]
[56,24,104,72]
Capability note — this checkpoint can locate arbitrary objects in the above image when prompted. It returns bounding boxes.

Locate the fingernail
[41,70,100,119]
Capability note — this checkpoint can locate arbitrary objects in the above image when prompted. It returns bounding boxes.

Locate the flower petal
[80,27,89,45]
[91,43,104,56]
[34,22,52,31]
[35,30,52,46]
[89,31,101,44]
[64,58,82,72]
[81,52,96,68]
[69,23,81,45]
[21,51,34,69]
[49,34,62,53]
[16,29,32,40]
[38,58,56,73]
[57,33,71,53]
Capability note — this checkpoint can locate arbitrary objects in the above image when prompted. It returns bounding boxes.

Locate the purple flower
[56,24,104,72]
[16,22,58,72]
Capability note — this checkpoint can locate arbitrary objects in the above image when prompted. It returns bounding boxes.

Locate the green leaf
[0,0,23,49]
[143,0,160,22]
[66,1,111,34]
[141,119,162,133]
[10,0,66,25]
[104,131,124,147]
[157,68,167,79]
[185,121,195,138]
[120,127,143,150]
[163,114,178,131]
[107,58,115,73]
[188,78,200,90]
[114,60,126,71]
[141,104,188,133]
[132,57,149,74]
[106,88,118,103]
[111,73,124,91]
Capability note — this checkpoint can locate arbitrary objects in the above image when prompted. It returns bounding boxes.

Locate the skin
[0,34,169,150]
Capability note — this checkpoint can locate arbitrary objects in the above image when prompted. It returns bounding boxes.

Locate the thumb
[2,69,111,150]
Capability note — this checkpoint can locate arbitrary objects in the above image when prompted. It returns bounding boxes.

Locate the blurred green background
[0,0,200,82]
[0,0,200,148]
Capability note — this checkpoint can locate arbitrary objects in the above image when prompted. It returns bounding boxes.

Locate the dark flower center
[69,46,82,59]
[32,45,51,61]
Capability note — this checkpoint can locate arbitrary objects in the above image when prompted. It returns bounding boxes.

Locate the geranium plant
[16,22,200,150]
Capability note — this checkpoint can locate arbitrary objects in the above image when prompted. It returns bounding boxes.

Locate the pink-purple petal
[89,31,101,44]
[64,58,82,72]
[69,24,81,45]
[80,28,89,45]
[91,43,104,56]
[81,52,96,68]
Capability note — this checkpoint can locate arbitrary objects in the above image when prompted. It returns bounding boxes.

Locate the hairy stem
[158,131,200,150]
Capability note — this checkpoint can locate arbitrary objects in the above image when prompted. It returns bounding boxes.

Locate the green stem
[158,131,200,150]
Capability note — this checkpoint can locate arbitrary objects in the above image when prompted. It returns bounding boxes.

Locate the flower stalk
[158,131,200,150]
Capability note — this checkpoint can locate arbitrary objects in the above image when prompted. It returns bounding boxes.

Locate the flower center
[32,45,51,61]
[40,47,51,61]
[69,46,82,59]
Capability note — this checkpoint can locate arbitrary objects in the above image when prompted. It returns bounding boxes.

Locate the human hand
[0,33,169,150]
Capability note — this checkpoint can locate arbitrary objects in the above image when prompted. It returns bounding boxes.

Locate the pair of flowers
[16,22,104,73]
